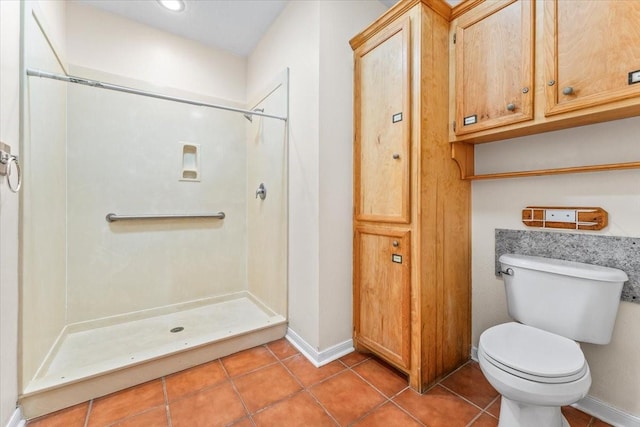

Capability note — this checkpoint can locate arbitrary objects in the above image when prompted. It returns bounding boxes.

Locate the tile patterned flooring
[28,339,612,427]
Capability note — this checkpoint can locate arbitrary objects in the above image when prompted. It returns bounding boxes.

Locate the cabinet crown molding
[349,0,452,50]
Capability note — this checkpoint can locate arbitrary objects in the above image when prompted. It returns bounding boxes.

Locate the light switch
[545,209,576,223]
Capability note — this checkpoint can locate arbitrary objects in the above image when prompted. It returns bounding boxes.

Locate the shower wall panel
[247,74,288,317]
[21,4,68,385]
[66,83,248,323]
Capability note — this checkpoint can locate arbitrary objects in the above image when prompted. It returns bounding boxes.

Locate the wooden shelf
[451,142,640,180]
[464,161,640,181]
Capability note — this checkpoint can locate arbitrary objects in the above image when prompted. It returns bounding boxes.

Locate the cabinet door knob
[506,103,516,111]
[548,80,556,86]
[392,153,400,160]
[562,86,574,95]
[392,240,399,247]
[521,87,529,94]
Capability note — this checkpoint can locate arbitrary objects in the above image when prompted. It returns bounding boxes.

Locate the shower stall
[19,9,288,418]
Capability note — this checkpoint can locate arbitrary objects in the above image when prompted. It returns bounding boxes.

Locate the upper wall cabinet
[544,0,640,116]
[450,0,640,178]
[453,0,534,135]
[449,0,640,143]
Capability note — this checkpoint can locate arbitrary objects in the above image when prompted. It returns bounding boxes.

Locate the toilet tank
[499,254,628,345]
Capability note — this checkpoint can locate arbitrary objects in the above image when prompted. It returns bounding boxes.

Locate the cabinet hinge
[453,121,456,132]
[453,33,456,44]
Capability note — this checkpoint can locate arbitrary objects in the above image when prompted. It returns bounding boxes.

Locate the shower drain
[170,327,184,333]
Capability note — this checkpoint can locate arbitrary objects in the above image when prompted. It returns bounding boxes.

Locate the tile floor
[28,339,611,427]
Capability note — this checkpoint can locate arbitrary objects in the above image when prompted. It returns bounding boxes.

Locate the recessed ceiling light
[157,0,185,12]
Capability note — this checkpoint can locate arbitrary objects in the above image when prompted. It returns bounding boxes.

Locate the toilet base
[498,396,569,427]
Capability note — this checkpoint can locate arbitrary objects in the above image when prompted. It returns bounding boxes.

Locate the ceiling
[75,0,458,57]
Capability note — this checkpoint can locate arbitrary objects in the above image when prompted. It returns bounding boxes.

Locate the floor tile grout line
[484,395,501,418]
[284,357,350,391]
[227,375,254,422]
[164,360,232,405]
[264,340,300,362]
[340,353,458,426]
[232,353,305,417]
[219,344,315,422]
[464,410,486,427]
[347,360,409,401]
[102,403,169,427]
[310,365,350,387]
[273,350,343,426]
[340,355,372,370]
[437,382,495,413]
[346,398,394,427]
[272,349,307,391]
[228,345,319,421]
[303,388,342,427]
[83,400,92,427]
[164,377,232,405]
[481,409,499,421]
[338,358,412,426]
[387,399,428,427]
[223,358,282,380]
[442,359,477,380]
[162,377,173,427]
[277,350,387,426]
[165,404,173,427]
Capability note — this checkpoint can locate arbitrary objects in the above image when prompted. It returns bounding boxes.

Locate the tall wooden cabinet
[351,0,471,391]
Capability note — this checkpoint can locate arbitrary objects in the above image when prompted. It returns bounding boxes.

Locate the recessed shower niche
[180,142,200,181]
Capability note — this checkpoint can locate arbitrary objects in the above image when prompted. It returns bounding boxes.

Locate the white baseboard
[470,346,640,427]
[573,396,640,427]
[470,345,478,361]
[285,328,354,367]
[5,407,25,427]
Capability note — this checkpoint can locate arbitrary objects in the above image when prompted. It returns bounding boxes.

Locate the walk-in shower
[20,11,288,418]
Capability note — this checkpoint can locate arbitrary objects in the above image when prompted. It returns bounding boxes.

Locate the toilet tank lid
[499,254,628,282]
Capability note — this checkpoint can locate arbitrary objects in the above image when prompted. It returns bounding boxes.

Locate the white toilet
[478,254,628,427]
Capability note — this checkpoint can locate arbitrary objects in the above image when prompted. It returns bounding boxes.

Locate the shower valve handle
[256,183,267,200]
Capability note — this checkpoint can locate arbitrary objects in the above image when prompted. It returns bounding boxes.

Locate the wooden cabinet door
[544,0,640,116]
[453,0,534,135]
[354,226,411,370]
[354,17,411,224]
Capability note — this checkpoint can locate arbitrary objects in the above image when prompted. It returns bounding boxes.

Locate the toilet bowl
[478,322,591,427]
[479,254,628,427]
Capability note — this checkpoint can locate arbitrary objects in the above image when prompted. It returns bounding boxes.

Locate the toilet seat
[479,322,587,384]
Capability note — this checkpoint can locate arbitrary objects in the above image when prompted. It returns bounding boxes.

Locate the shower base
[20,292,287,419]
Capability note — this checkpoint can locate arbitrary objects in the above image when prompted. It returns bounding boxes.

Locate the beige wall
[65,2,246,104]
[247,0,386,353]
[472,116,640,416]
[248,0,322,348]
[0,0,21,423]
[317,0,387,350]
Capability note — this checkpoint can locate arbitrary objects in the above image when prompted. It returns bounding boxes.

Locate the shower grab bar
[106,212,225,223]
[26,68,287,122]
